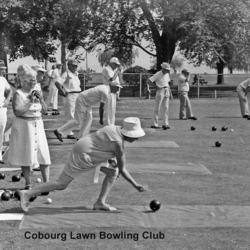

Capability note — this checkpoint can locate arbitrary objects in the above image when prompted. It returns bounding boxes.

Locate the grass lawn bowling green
[1,95,250,249]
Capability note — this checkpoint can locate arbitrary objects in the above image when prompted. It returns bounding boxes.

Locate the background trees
[1,0,250,83]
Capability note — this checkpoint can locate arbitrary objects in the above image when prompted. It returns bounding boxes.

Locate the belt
[18,116,41,121]
[68,91,81,94]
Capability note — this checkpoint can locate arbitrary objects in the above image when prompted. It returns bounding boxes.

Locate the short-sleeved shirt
[64,125,124,175]
[60,70,81,92]
[178,74,190,92]
[149,70,170,88]
[102,65,120,85]
[240,79,250,89]
[79,85,110,106]
[0,76,11,107]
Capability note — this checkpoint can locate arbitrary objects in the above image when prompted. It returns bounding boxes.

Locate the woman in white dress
[8,65,51,189]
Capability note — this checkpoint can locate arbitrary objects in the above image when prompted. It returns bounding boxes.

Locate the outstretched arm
[110,141,147,192]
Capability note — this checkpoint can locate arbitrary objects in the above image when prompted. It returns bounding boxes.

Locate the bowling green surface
[1,96,250,249]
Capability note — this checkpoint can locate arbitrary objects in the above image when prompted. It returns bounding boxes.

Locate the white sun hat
[120,117,145,138]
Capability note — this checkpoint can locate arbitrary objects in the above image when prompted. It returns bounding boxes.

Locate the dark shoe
[188,117,197,120]
[40,192,50,196]
[243,115,250,118]
[0,160,4,164]
[32,167,41,172]
[67,135,76,139]
[44,113,49,115]
[162,125,170,130]
[248,117,250,120]
[52,111,60,115]
[54,130,63,142]
[151,126,161,129]
[24,185,32,190]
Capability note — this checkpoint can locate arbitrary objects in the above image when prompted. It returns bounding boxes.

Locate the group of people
[3,56,249,213]
[146,63,197,130]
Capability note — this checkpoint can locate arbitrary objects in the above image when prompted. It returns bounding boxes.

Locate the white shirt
[240,79,250,89]
[79,85,110,106]
[60,70,81,92]
[149,70,170,88]
[102,65,120,85]
[0,76,11,107]
[178,74,190,92]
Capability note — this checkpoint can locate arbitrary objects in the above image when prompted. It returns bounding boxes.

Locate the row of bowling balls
[0,173,22,181]
[1,189,37,202]
[191,126,228,131]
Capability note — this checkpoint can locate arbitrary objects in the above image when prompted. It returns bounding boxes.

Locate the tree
[178,0,250,84]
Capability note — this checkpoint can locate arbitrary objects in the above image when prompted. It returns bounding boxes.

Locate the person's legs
[104,93,116,125]
[57,119,80,138]
[162,89,170,126]
[237,86,249,116]
[186,94,194,118]
[152,89,163,127]
[21,166,31,188]
[77,107,92,139]
[0,108,7,162]
[20,171,74,212]
[94,167,118,208]
[52,88,58,110]
[40,164,50,182]
[179,92,186,119]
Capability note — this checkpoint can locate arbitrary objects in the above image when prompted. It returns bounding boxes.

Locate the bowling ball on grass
[150,200,161,212]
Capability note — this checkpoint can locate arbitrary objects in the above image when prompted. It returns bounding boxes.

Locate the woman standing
[8,65,51,189]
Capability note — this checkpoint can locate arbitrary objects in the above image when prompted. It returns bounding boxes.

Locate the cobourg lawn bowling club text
[24,231,165,241]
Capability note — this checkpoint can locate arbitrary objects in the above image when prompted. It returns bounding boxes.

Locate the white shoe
[93,203,117,211]
[20,191,30,212]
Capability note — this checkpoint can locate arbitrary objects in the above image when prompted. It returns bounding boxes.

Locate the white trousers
[58,97,92,139]
[63,93,78,120]
[237,85,249,116]
[0,108,7,161]
[179,91,193,119]
[104,93,116,125]
[152,88,170,126]
[45,85,58,110]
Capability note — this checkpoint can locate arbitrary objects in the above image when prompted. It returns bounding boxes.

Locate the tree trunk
[61,41,67,73]
[216,59,225,84]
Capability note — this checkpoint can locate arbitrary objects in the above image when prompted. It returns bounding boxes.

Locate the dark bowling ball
[1,191,11,201]
[191,126,196,131]
[29,195,37,202]
[12,175,21,182]
[5,190,13,198]
[21,172,24,177]
[14,190,20,200]
[212,126,217,131]
[215,141,222,147]
[0,172,5,180]
[222,126,228,131]
[149,200,161,212]
[40,192,50,196]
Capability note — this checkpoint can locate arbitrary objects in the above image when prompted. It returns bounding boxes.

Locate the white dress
[8,89,51,166]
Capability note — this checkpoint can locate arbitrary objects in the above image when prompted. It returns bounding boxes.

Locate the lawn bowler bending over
[146,62,173,130]
[236,78,250,119]
[54,82,122,142]
[20,117,147,212]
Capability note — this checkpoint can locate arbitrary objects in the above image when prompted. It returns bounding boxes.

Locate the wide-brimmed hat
[31,64,47,72]
[120,117,145,138]
[110,81,123,88]
[182,68,190,73]
[0,60,6,69]
[161,62,171,70]
[110,57,121,65]
[67,59,78,66]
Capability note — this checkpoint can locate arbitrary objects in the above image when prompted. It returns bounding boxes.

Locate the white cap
[110,57,121,65]
[120,117,145,138]
[31,64,47,72]
[161,62,171,70]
